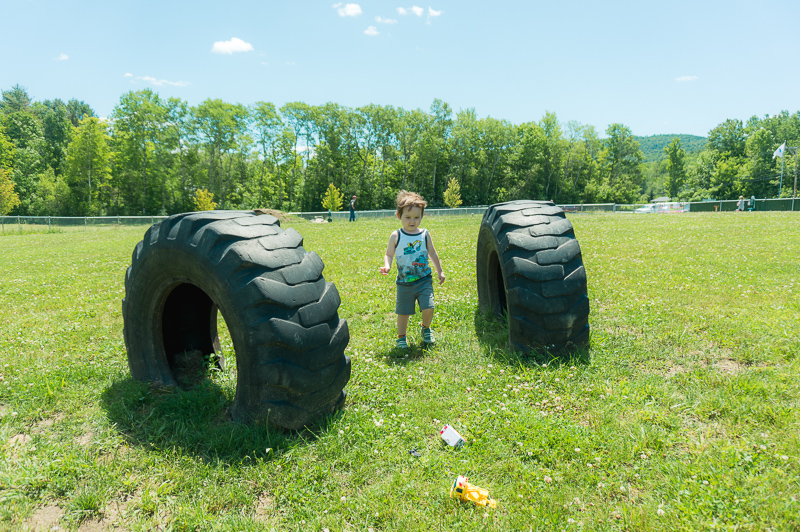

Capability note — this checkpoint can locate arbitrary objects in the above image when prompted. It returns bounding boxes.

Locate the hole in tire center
[162,283,227,388]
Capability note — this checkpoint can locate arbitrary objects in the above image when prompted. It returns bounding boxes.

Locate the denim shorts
[395,277,435,315]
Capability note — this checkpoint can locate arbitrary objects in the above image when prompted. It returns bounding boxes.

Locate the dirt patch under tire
[122,210,350,430]
[476,200,590,355]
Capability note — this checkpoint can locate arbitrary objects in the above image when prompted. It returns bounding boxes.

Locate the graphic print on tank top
[395,228,432,284]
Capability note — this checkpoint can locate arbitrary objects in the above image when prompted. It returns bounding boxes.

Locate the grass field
[1,211,799,531]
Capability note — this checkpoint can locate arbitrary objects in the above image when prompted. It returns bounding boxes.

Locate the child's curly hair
[396,190,427,216]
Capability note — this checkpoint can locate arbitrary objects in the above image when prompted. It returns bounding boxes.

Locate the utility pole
[787,145,800,212]
[782,145,799,198]
[775,142,798,198]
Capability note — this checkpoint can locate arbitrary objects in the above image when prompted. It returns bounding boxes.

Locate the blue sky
[1,0,796,137]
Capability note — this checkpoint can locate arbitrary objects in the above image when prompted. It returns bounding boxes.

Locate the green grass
[1,212,799,531]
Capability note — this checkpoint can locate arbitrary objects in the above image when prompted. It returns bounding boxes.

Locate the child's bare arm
[426,232,445,284]
[379,231,398,275]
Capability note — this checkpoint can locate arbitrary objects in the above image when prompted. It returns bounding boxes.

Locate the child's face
[397,206,423,233]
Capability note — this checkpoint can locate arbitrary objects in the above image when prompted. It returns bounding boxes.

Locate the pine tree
[321,183,344,212]
[443,177,463,208]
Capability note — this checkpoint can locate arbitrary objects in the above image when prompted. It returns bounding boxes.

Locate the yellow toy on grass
[450,475,497,508]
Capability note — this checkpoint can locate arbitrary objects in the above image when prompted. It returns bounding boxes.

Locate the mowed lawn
[1,211,799,531]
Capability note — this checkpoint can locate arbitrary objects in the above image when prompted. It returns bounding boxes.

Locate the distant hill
[635,134,707,163]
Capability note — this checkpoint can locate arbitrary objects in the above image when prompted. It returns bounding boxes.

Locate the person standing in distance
[349,195,357,221]
[379,190,445,349]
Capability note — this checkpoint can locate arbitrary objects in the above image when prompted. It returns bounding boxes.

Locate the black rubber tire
[122,210,350,430]
[476,200,590,354]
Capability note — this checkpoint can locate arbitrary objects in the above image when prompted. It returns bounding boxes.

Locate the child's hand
[437,271,446,284]
[379,266,390,275]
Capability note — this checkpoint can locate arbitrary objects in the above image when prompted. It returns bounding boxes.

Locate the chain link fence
[2,198,797,233]
[0,215,168,233]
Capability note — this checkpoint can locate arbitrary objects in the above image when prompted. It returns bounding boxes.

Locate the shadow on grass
[100,376,339,463]
[473,309,590,368]
[381,342,436,366]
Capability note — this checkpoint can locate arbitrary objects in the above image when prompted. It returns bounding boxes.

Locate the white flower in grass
[657,508,665,516]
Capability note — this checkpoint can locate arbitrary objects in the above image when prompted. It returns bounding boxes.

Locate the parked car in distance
[635,202,689,214]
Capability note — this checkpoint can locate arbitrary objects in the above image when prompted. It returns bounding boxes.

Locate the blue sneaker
[397,335,409,349]
[421,326,435,344]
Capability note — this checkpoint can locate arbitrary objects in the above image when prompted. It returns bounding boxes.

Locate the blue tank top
[395,228,432,285]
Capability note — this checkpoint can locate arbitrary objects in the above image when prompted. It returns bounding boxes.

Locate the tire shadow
[100,375,339,463]
[473,309,590,368]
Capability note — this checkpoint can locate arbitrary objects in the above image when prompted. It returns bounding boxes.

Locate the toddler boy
[379,190,445,348]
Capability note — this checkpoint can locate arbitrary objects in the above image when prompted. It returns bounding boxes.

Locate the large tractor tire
[122,210,350,430]
[476,200,589,354]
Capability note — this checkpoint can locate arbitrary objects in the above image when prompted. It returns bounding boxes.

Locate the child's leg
[397,314,411,337]
[421,308,434,328]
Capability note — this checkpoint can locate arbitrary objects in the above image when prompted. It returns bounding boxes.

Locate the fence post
[48,216,51,231]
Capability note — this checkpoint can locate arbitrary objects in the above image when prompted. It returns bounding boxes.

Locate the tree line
[1,83,799,217]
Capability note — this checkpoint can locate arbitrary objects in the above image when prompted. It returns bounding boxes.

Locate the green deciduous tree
[664,137,686,198]
[708,118,746,158]
[0,125,13,170]
[0,167,21,215]
[196,99,249,208]
[35,99,73,176]
[34,167,71,215]
[588,123,644,203]
[1,111,46,214]
[65,99,95,127]
[65,116,112,215]
[251,101,283,207]
[193,188,217,211]
[112,89,168,215]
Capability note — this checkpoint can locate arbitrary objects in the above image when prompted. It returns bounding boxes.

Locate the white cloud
[334,3,362,16]
[397,6,423,16]
[364,25,379,36]
[428,7,442,16]
[55,53,69,61]
[211,37,254,55]
[675,75,698,82]
[376,16,397,24]
[126,73,190,87]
